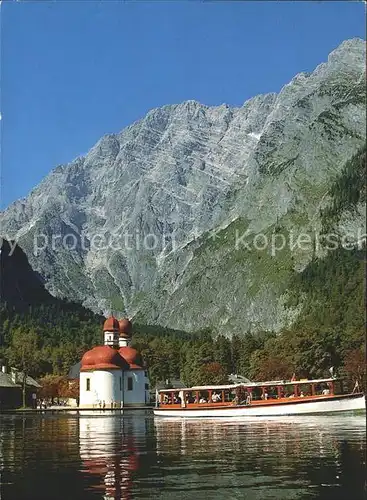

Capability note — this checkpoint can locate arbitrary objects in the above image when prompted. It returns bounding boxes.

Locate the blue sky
[1,1,365,208]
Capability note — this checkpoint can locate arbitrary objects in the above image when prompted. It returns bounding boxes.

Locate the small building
[79,317,149,408]
[0,366,41,409]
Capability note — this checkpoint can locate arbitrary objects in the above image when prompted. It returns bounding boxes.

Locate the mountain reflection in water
[0,411,365,499]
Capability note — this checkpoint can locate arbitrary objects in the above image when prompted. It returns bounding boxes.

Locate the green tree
[238,332,259,377]
[7,327,39,407]
[214,335,232,374]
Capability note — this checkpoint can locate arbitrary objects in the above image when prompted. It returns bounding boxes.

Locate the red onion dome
[103,316,120,332]
[119,318,132,338]
[81,346,128,371]
[119,346,143,369]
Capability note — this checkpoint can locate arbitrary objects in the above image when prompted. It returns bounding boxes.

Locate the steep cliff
[1,38,365,333]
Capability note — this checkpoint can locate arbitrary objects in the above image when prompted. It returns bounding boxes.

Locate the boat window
[185,392,195,404]
[251,387,262,401]
[86,378,90,391]
[298,384,311,397]
[234,386,247,403]
[198,391,209,403]
[210,391,223,403]
[277,386,286,399]
[267,386,278,399]
[334,380,343,394]
[318,383,330,395]
[162,393,170,404]
[174,392,181,404]
[286,385,297,398]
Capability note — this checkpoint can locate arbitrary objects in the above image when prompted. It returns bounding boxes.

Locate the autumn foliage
[199,362,228,385]
[343,349,365,388]
[38,375,79,400]
[249,354,294,381]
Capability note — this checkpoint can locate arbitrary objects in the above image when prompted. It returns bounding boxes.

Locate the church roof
[68,362,81,380]
[155,379,186,390]
[81,345,129,371]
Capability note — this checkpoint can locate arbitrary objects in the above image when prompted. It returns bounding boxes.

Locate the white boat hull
[153,394,366,418]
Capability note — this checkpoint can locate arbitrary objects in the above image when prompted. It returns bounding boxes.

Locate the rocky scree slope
[0,38,365,334]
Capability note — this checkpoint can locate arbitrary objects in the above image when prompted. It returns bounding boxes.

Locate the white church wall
[123,370,147,406]
[93,370,122,406]
[80,372,97,407]
[79,369,150,407]
[80,370,123,407]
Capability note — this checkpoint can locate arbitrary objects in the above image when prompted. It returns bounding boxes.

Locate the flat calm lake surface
[0,411,365,499]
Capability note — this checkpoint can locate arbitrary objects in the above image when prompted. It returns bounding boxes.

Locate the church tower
[118,319,132,347]
[103,316,120,347]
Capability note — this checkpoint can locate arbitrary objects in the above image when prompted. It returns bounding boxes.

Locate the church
[79,317,149,408]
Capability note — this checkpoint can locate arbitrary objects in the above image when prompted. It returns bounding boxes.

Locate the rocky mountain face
[1,38,365,334]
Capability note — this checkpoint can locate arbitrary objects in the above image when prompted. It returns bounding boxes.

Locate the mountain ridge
[1,38,365,334]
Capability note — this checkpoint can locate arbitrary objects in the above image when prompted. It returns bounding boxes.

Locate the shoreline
[0,406,154,414]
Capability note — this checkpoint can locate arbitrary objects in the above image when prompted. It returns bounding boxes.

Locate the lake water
[0,411,365,499]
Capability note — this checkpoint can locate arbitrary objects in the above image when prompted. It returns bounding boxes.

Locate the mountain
[0,239,52,308]
[1,38,365,334]
[0,238,190,355]
[0,238,106,352]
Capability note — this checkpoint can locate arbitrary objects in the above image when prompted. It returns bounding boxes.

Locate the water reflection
[79,411,146,499]
[154,415,366,499]
[0,412,365,500]
[0,413,83,499]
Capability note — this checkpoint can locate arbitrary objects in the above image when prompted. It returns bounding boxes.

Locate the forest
[1,147,365,399]
[1,244,364,395]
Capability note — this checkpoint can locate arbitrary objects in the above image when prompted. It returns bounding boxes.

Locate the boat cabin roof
[157,378,337,393]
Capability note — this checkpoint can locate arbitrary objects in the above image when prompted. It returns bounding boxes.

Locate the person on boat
[300,391,305,397]
[352,380,360,394]
[322,388,330,395]
[212,392,221,403]
[199,396,207,403]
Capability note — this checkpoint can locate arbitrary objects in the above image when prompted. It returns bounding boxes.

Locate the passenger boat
[153,377,365,418]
